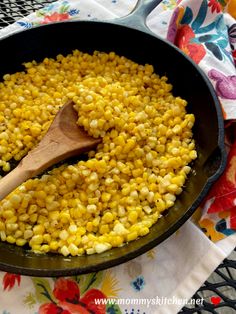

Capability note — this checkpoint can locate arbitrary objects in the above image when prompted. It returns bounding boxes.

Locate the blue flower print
[131,276,145,291]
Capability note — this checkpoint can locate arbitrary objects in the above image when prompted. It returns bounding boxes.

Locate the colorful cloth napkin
[0,1,236,314]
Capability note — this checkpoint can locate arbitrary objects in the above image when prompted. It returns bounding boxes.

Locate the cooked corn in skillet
[0,50,197,256]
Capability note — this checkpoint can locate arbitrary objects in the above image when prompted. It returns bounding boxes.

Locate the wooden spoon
[0,100,101,201]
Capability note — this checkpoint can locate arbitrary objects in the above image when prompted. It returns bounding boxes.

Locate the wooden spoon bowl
[0,101,101,201]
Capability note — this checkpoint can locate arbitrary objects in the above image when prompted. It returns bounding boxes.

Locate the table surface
[0,1,235,313]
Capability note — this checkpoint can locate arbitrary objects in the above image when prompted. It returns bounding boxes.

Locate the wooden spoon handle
[0,139,60,201]
[0,164,30,201]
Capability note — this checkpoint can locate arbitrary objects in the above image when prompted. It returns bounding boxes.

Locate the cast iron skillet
[0,0,227,276]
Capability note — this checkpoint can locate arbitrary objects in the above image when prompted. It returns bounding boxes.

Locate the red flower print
[42,12,70,24]
[231,210,236,229]
[3,273,21,291]
[202,141,236,214]
[53,278,80,303]
[208,0,222,13]
[57,302,95,314]
[233,50,236,65]
[200,138,236,230]
[175,24,206,64]
[39,278,107,314]
[80,289,107,314]
[39,303,70,314]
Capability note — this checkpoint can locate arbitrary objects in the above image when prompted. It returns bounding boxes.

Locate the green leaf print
[23,292,37,308]
[192,0,208,32]
[59,4,70,14]
[205,42,223,60]
[74,271,104,295]
[181,7,193,25]
[35,9,47,18]
[106,303,123,314]
[31,278,55,303]
[218,0,227,6]
[198,34,221,42]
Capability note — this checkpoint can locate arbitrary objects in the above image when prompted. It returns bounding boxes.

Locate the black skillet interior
[0,20,226,276]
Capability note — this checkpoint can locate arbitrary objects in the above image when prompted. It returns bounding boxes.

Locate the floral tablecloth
[0,1,236,314]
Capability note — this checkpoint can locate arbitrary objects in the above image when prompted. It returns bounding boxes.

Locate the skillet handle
[115,0,163,33]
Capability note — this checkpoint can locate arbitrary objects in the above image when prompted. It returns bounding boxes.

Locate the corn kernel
[102,212,113,223]
[99,224,109,234]
[6,235,16,244]
[95,243,112,254]
[127,231,138,242]
[30,235,43,245]
[49,241,59,251]
[59,230,69,241]
[61,245,70,256]
[139,227,149,236]
[128,211,138,223]
[16,238,27,246]
[33,225,45,235]
[68,243,79,256]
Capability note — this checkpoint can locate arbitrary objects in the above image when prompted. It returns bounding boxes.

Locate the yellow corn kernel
[92,217,100,227]
[24,229,33,239]
[6,235,16,244]
[35,190,47,199]
[166,200,174,208]
[102,212,113,223]
[59,230,69,241]
[31,244,42,252]
[171,175,185,186]
[128,211,138,224]
[99,224,109,234]
[16,238,27,246]
[38,215,47,224]
[68,243,79,256]
[0,221,5,231]
[60,212,70,224]
[101,192,111,202]
[167,184,179,193]
[0,231,6,241]
[77,227,86,236]
[28,205,38,215]
[127,231,138,242]
[29,213,38,223]
[9,194,21,206]
[41,244,50,253]
[30,235,43,245]
[6,223,18,232]
[2,163,10,172]
[33,225,45,235]
[61,245,70,256]
[68,225,77,234]
[164,193,176,203]
[49,241,59,251]
[155,199,166,212]
[2,210,14,219]
[190,150,197,159]
[5,215,17,224]
[86,222,94,232]
[30,126,41,136]
[94,243,112,254]
[138,227,149,236]
[111,235,124,247]
[18,213,28,222]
